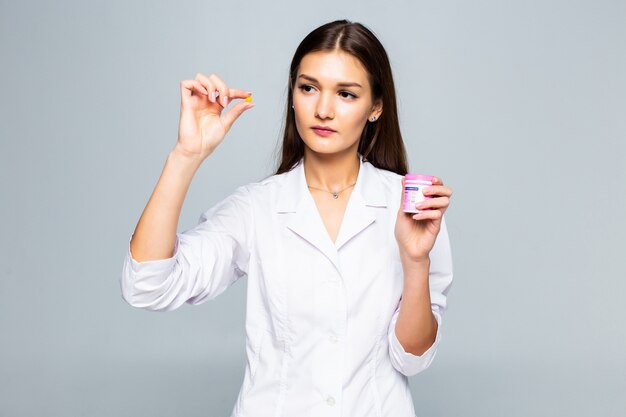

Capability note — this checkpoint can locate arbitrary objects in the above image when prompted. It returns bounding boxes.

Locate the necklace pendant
[332,192,339,199]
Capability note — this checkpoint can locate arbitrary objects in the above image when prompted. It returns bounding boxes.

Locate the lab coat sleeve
[120,184,252,312]
[388,215,454,376]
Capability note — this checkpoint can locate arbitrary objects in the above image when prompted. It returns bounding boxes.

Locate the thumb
[400,176,405,208]
[221,101,255,132]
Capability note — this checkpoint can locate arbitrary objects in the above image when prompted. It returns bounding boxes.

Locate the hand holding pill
[175,72,254,162]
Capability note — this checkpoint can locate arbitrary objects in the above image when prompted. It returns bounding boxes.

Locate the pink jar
[403,174,433,213]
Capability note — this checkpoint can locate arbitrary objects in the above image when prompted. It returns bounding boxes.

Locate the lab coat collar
[275,153,389,271]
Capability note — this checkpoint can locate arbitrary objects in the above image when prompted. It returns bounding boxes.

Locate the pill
[245,95,252,103]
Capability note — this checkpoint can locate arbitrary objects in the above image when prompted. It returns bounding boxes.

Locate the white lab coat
[120,153,454,417]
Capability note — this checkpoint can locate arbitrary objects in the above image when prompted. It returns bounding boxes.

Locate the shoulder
[231,168,293,205]
[367,161,403,184]
[247,170,290,192]
[363,160,403,198]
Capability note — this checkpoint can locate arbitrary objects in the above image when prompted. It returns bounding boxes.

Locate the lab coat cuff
[389,308,442,376]
[127,233,179,274]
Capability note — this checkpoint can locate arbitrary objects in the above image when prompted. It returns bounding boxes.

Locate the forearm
[130,148,203,262]
[395,258,438,356]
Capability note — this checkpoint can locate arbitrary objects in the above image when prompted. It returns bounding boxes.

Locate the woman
[122,19,453,417]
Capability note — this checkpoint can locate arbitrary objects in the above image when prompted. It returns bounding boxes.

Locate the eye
[340,91,357,99]
[297,84,315,93]
[297,84,357,100]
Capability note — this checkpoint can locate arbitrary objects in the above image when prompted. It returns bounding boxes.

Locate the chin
[303,137,336,150]
[304,143,356,157]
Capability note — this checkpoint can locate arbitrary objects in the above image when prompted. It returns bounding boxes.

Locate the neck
[303,151,360,191]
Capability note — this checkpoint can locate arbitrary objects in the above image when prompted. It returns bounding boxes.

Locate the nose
[315,93,335,120]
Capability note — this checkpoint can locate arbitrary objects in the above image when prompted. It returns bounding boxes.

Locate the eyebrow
[298,74,362,88]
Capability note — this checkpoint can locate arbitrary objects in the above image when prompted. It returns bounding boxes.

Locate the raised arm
[121,73,254,311]
[130,73,254,263]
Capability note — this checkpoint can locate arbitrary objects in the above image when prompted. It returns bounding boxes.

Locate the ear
[369,99,383,120]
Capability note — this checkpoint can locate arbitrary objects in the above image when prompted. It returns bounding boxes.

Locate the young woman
[122,19,453,417]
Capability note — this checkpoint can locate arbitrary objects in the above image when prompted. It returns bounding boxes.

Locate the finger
[415,196,450,210]
[180,80,208,103]
[431,176,444,185]
[209,74,230,107]
[221,100,255,132]
[227,88,254,100]
[180,80,196,101]
[412,209,443,221]
[182,80,209,97]
[422,185,453,197]
[194,73,217,103]
[206,76,253,106]
[215,88,253,108]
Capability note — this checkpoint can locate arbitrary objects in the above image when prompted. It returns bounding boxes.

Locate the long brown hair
[273,19,409,176]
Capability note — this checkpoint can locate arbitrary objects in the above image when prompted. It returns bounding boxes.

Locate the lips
[312,125,336,132]
[312,127,335,137]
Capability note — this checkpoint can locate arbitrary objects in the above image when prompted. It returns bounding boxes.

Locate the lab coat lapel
[275,155,388,273]
[334,196,373,251]
[335,155,378,250]
[290,192,340,270]
[334,158,384,251]
[276,159,339,270]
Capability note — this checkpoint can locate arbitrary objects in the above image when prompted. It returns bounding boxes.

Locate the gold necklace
[307,182,356,199]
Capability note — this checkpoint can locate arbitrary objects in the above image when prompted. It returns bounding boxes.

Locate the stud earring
[370,116,377,122]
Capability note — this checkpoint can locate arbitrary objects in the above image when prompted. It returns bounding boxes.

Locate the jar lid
[405,173,434,182]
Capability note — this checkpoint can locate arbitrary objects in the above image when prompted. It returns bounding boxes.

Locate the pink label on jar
[403,174,433,213]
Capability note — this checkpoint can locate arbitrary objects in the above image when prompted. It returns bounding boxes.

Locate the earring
[370,116,377,122]
[292,105,294,109]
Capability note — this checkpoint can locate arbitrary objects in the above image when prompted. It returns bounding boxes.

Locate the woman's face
[293,50,382,158]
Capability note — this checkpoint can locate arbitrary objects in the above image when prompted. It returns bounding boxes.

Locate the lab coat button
[329,334,338,343]
[326,396,336,406]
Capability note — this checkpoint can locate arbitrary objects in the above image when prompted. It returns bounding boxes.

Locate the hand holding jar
[394,174,453,263]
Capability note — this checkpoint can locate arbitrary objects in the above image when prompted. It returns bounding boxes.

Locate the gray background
[1,0,624,416]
